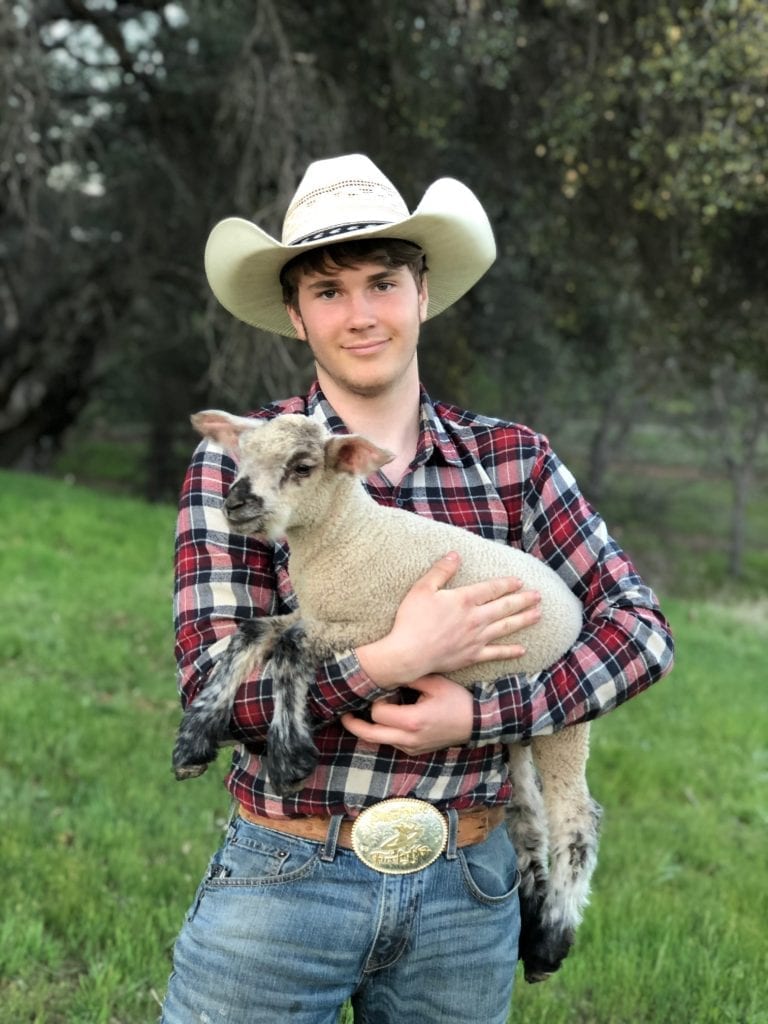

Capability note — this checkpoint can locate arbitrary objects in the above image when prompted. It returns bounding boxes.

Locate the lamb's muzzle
[223,476,265,531]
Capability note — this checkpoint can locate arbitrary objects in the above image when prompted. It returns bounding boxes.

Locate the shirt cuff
[309,649,391,720]
[468,677,533,747]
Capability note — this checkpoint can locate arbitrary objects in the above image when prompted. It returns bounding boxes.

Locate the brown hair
[280,238,428,311]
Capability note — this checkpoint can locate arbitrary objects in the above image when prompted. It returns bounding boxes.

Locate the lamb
[172,409,602,983]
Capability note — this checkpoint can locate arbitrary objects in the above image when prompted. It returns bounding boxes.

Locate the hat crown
[204,153,496,337]
[281,154,410,247]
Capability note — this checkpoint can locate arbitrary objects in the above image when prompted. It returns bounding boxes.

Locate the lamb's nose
[224,477,259,511]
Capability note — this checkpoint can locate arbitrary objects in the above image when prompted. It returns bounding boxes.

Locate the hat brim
[204,178,496,338]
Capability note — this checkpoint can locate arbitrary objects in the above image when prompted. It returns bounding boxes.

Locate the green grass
[1,469,766,1023]
[0,471,225,1024]
[51,437,148,491]
[513,595,768,1024]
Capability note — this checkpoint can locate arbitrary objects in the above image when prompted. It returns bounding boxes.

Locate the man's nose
[347,292,377,329]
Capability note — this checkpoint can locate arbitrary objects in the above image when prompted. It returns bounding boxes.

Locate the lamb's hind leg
[172,616,292,780]
[504,742,551,983]
[529,724,602,980]
[264,621,321,796]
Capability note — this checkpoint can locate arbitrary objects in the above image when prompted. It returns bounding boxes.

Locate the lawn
[0,469,766,1023]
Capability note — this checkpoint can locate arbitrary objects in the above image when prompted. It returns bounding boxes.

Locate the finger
[507,589,542,612]
[484,602,543,640]
[485,589,541,616]
[455,575,526,606]
[473,642,528,663]
[416,551,462,592]
[340,712,412,748]
[369,698,422,729]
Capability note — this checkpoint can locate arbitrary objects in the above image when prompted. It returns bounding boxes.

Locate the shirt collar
[304,381,465,468]
[414,386,465,467]
[305,381,347,434]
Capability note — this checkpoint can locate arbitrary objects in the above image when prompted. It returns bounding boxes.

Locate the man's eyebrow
[305,268,400,291]
[305,276,342,292]
[365,269,397,283]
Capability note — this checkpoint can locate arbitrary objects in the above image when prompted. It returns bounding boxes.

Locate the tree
[0,0,346,496]
[2,0,766,555]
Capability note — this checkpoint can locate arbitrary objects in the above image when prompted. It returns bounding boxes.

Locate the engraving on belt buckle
[351,798,448,875]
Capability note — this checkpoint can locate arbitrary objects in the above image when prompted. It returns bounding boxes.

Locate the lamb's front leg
[172,615,294,780]
[264,621,321,796]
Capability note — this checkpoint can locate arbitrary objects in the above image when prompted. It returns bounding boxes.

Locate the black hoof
[172,732,219,781]
[173,762,209,781]
[520,925,575,984]
[524,966,555,984]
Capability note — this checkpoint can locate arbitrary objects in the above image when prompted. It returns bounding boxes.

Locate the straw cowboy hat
[204,153,496,338]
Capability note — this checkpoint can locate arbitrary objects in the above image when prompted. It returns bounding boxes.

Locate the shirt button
[395,498,404,507]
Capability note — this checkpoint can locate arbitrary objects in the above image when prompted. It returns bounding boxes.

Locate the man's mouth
[344,338,389,354]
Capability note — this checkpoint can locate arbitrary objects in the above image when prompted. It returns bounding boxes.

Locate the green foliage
[1,471,767,1022]
[509,0,768,387]
[527,1,768,221]
[4,0,767,546]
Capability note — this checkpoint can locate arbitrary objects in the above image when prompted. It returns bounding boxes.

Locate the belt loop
[445,808,459,860]
[320,814,344,862]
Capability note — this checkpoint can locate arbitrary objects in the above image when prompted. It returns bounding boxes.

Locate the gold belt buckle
[351,798,448,875]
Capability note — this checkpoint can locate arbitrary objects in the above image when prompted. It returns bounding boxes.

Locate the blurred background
[1,2,766,1022]
[2,0,766,591]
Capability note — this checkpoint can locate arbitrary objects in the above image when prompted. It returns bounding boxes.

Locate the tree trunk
[0,267,127,468]
[585,384,640,503]
[711,368,767,580]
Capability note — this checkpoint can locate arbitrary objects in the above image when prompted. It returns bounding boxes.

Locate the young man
[161,154,674,1024]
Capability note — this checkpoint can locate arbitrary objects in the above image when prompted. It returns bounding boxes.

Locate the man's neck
[316,371,422,483]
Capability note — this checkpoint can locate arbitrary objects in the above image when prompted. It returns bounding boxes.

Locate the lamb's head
[191,410,393,540]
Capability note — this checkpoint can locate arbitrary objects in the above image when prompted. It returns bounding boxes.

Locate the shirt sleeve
[173,439,388,747]
[469,437,675,745]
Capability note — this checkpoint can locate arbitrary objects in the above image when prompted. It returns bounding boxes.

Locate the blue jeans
[160,811,521,1023]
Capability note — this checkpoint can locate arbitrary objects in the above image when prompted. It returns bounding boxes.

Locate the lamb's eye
[292,463,313,478]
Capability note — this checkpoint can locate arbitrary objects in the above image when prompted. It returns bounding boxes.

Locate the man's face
[285,260,429,400]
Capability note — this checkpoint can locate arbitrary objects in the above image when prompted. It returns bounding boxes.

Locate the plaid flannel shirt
[174,383,674,818]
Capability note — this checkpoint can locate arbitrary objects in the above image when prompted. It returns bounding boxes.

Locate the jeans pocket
[458,827,521,906]
[207,818,321,889]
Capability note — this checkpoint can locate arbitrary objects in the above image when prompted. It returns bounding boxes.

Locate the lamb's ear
[325,435,394,477]
[190,409,260,452]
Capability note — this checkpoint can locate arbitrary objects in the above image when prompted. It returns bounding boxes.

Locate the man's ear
[286,302,308,340]
[418,274,429,322]
[325,435,394,477]
[190,410,260,452]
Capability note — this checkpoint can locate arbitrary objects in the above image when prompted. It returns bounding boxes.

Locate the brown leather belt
[238,801,505,852]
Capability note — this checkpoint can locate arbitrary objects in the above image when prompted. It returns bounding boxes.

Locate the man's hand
[356,551,541,689]
[340,675,474,756]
